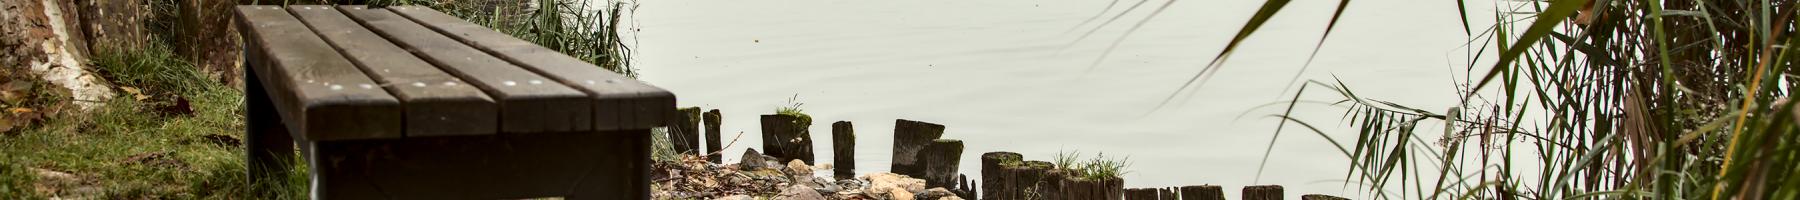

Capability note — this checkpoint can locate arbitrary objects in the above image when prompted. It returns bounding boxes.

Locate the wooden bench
[236,5,672,199]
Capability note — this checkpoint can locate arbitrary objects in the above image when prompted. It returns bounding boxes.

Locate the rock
[920,187,956,199]
[786,159,814,176]
[863,172,927,199]
[938,197,966,200]
[712,195,754,200]
[777,184,826,200]
[741,148,767,170]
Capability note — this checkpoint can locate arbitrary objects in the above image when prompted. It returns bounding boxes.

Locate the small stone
[786,159,814,176]
[863,172,927,200]
[741,148,767,170]
[920,187,956,199]
[712,195,754,200]
[777,184,826,200]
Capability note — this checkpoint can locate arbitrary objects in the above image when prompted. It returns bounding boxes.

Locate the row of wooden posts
[667,107,1349,199]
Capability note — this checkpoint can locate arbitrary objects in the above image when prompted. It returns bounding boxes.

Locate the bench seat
[236,5,669,199]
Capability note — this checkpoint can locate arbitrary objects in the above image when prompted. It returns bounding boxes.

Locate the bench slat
[388,6,675,131]
[288,5,499,137]
[236,5,402,141]
[339,6,593,133]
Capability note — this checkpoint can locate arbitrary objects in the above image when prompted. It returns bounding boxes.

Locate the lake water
[630,0,1487,197]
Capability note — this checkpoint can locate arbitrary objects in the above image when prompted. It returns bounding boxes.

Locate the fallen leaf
[119,87,148,101]
[7,108,32,115]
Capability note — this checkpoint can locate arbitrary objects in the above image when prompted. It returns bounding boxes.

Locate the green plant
[1051,150,1131,180]
[1151,0,1800,199]
[774,95,811,125]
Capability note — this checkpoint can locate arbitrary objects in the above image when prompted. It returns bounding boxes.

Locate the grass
[1,0,638,198]
[775,95,812,125]
[1102,0,1800,198]
[0,42,298,198]
[1052,150,1131,181]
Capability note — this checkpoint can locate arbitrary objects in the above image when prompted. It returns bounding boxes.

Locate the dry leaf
[7,108,33,115]
[120,87,149,101]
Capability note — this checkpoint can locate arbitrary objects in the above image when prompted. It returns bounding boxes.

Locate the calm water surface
[631,0,1488,197]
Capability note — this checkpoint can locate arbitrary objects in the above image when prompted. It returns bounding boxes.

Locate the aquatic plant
[1156,0,1800,199]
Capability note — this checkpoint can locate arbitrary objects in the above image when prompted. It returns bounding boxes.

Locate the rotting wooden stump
[832,121,855,180]
[920,139,965,189]
[672,107,701,154]
[703,109,722,163]
[1179,185,1226,200]
[1243,185,1285,200]
[981,151,1023,200]
[995,160,1053,200]
[760,114,814,163]
[1159,187,1179,200]
[1302,194,1351,200]
[1124,188,1158,200]
[238,5,672,199]
[954,174,977,198]
[892,119,946,177]
[1058,176,1123,200]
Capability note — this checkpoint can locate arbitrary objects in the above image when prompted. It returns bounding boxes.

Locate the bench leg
[245,65,297,195]
[565,130,652,200]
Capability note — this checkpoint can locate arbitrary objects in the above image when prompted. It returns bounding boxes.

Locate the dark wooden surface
[892,119,945,178]
[704,109,723,163]
[306,131,650,199]
[237,5,669,199]
[920,139,964,189]
[1243,185,1285,200]
[339,5,592,134]
[760,114,815,164]
[388,5,674,131]
[832,121,855,180]
[287,5,498,137]
[237,5,402,141]
[981,151,1022,200]
[1178,185,1226,200]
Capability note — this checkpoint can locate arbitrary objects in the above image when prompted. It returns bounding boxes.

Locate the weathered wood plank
[338,6,592,134]
[385,5,674,131]
[236,5,401,141]
[286,5,498,137]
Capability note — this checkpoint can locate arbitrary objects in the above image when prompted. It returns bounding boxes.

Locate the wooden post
[759,114,814,163]
[1060,176,1123,200]
[955,174,977,198]
[1124,188,1158,200]
[892,119,946,177]
[1302,194,1350,200]
[1041,169,1068,200]
[981,152,1022,200]
[703,109,722,163]
[1243,185,1284,200]
[920,139,964,189]
[831,121,855,180]
[999,160,1053,200]
[1178,185,1225,200]
[672,107,701,154]
[1158,187,1179,200]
